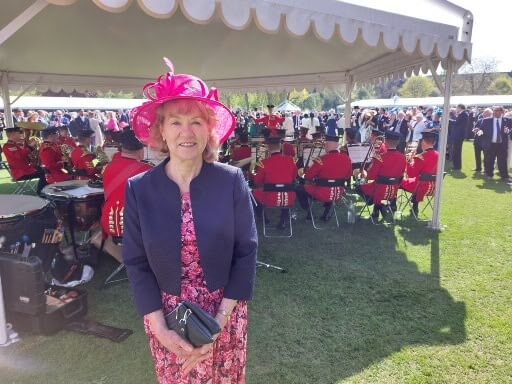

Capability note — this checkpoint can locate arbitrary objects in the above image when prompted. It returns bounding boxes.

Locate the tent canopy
[275,100,301,113]
[338,95,512,110]
[0,0,472,93]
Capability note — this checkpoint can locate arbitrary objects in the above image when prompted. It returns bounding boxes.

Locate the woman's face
[159,102,210,163]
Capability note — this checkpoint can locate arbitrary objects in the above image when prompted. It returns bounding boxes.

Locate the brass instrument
[297,139,324,178]
[405,141,418,163]
[352,140,376,184]
[94,146,110,166]
[250,142,268,175]
[24,135,41,167]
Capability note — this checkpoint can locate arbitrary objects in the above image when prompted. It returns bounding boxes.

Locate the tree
[289,89,310,109]
[487,76,512,95]
[457,56,499,95]
[374,79,405,98]
[352,85,375,101]
[399,76,436,98]
[303,92,322,111]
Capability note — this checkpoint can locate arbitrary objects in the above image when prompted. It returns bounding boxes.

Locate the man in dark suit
[475,106,511,182]
[450,104,469,171]
[472,108,492,173]
[391,111,408,153]
[68,109,90,138]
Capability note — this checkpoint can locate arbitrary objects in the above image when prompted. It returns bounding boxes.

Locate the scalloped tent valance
[1,0,472,93]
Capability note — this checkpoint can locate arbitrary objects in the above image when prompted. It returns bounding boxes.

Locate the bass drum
[0,195,61,271]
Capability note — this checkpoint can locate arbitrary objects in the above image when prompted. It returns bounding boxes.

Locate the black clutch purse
[164,301,221,347]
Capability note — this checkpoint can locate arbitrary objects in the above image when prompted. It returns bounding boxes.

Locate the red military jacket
[231,144,251,161]
[304,150,352,202]
[58,135,77,149]
[361,148,407,202]
[2,140,37,180]
[282,142,296,157]
[71,145,98,180]
[253,152,297,207]
[39,141,72,184]
[255,114,285,135]
[401,148,439,202]
[101,155,153,237]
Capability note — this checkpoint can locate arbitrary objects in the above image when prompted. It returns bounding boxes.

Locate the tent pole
[344,75,353,128]
[430,59,454,231]
[0,0,48,46]
[343,75,354,144]
[1,71,14,128]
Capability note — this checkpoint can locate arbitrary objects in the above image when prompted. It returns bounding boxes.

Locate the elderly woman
[123,59,258,383]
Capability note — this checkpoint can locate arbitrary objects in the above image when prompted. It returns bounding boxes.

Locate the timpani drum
[41,180,104,232]
[0,195,60,270]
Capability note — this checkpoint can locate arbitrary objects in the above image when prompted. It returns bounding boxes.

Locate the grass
[0,142,511,383]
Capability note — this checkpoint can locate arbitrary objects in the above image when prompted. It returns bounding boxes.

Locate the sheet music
[347,144,371,164]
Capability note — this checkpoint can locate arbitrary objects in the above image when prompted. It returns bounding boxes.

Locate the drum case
[6,287,88,335]
[0,253,88,335]
[0,254,46,315]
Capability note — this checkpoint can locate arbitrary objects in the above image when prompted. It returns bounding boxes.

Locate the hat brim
[132,96,235,145]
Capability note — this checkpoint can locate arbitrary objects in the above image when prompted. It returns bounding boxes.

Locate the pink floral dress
[144,193,249,384]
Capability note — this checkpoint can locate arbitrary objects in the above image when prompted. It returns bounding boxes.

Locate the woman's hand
[182,344,213,375]
[154,328,194,358]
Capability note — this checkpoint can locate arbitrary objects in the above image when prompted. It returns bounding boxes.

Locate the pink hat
[132,58,235,144]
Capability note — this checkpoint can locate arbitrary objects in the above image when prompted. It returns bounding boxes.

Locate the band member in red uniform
[70,129,102,180]
[400,130,439,216]
[39,126,72,184]
[101,130,153,239]
[2,126,47,193]
[252,136,298,229]
[358,130,407,221]
[297,135,352,220]
[230,132,252,162]
[370,128,387,156]
[57,126,77,148]
[254,104,285,136]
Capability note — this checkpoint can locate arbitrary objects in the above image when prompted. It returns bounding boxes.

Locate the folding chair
[261,183,296,238]
[359,176,403,225]
[308,178,349,229]
[399,173,438,221]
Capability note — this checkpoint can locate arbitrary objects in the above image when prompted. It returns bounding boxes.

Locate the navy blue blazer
[478,117,511,151]
[122,158,258,316]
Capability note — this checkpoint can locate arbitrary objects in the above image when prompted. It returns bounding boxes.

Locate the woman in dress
[123,58,258,383]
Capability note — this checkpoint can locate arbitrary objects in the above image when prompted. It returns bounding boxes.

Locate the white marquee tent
[0,0,474,230]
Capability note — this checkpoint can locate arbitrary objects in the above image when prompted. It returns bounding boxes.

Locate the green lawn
[0,142,511,384]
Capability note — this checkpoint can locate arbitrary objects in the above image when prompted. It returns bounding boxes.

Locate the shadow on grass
[249,220,465,384]
[476,180,511,194]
